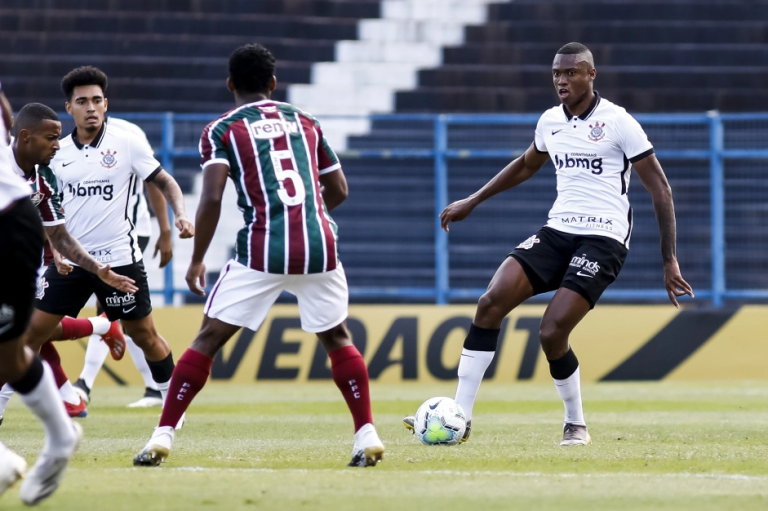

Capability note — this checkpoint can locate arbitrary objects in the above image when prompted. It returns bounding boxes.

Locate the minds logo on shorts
[570,253,601,277]
[67,179,114,201]
[105,292,136,313]
[553,153,603,175]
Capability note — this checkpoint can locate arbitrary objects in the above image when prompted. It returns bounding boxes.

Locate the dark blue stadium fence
[70,112,768,307]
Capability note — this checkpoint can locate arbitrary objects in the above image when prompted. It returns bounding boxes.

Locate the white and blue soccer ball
[414,397,467,446]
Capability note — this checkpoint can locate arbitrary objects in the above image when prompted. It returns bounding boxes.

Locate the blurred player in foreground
[73,116,172,408]
[0,85,82,506]
[404,42,693,446]
[134,44,385,468]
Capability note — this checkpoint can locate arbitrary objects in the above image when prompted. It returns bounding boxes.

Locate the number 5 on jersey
[270,150,306,206]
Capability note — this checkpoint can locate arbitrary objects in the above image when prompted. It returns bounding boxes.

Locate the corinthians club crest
[588,121,606,142]
[100,149,117,168]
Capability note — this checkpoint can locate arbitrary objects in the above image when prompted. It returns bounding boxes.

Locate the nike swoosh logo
[0,322,13,335]
[428,400,442,410]
[122,306,137,313]
[576,271,594,278]
[62,161,76,167]
[552,129,563,135]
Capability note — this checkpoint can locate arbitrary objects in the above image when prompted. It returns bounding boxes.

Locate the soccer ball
[413,397,467,446]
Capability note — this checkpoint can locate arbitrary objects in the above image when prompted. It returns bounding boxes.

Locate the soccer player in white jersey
[134,44,384,468]
[404,42,694,446]
[73,116,170,408]
[23,66,194,412]
[0,84,82,506]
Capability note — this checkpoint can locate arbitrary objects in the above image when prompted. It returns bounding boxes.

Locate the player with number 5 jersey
[134,44,384,469]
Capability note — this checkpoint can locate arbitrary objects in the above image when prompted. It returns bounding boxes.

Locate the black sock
[10,355,45,395]
[146,352,175,385]
[548,347,579,380]
[463,323,501,352]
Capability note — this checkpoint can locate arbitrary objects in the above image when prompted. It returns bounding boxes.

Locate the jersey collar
[71,121,107,150]
[562,91,601,122]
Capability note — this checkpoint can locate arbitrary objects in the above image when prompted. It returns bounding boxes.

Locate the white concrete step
[312,62,421,88]
[359,19,465,45]
[336,40,442,65]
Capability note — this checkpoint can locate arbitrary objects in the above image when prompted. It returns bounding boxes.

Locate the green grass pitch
[1,382,767,510]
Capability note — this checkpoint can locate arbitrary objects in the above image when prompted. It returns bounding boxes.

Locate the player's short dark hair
[557,42,592,55]
[61,66,108,100]
[229,44,276,95]
[14,103,60,134]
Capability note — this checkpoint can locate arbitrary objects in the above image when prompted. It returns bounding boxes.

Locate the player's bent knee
[475,292,510,325]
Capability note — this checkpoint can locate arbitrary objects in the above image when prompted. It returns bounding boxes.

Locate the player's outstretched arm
[439,143,549,232]
[319,167,348,212]
[633,154,695,307]
[44,224,138,293]
[146,181,173,268]
[148,169,194,239]
[186,162,229,296]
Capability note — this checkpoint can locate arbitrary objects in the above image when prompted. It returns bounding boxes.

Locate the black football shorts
[35,259,152,322]
[508,226,628,308]
[0,198,45,342]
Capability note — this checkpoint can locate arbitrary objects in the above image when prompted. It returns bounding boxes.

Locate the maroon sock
[58,316,94,340]
[329,345,373,432]
[39,341,69,388]
[158,349,213,428]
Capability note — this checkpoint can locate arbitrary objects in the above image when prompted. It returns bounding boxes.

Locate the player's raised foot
[560,423,591,446]
[100,315,126,361]
[348,423,385,468]
[0,444,27,498]
[19,421,82,506]
[402,416,415,434]
[133,426,174,467]
[461,419,472,443]
[72,379,91,405]
[64,397,88,418]
[127,387,162,408]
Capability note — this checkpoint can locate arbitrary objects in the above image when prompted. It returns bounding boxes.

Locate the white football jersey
[51,122,162,266]
[0,114,32,211]
[534,93,654,247]
[106,117,152,237]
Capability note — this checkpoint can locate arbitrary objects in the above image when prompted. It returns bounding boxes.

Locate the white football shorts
[204,260,349,333]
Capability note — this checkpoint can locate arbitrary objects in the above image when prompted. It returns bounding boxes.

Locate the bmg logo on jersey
[553,153,603,175]
[570,253,601,277]
[67,179,114,201]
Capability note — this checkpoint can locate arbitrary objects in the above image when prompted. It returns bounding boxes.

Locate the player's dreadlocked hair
[61,66,108,101]
[229,44,276,95]
[557,42,592,55]
[14,103,59,135]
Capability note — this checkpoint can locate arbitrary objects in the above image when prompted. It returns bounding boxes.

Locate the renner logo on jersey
[569,253,601,276]
[66,180,114,201]
[553,153,603,175]
[249,119,299,140]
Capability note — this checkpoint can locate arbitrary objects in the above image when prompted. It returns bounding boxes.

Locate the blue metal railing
[63,111,768,306]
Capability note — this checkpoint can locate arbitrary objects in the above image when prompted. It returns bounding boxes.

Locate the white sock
[0,383,14,416]
[17,362,77,457]
[155,379,170,404]
[126,335,159,390]
[454,348,495,420]
[79,334,110,389]
[554,366,586,426]
[58,380,80,406]
[87,316,112,336]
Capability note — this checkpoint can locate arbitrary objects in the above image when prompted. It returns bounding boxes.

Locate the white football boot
[19,421,83,506]
[347,423,385,467]
[133,426,174,467]
[0,443,26,499]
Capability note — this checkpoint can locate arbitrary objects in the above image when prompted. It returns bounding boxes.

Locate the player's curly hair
[229,44,276,95]
[557,42,591,55]
[61,66,108,101]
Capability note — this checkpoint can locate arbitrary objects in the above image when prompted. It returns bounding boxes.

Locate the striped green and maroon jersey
[29,165,65,226]
[199,100,341,274]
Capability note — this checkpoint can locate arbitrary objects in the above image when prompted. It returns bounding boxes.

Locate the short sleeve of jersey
[37,166,65,226]
[125,130,162,181]
[315,124,340,175]
[533,113,548,154]
[199,120,230,170]
[614,110,654,163]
